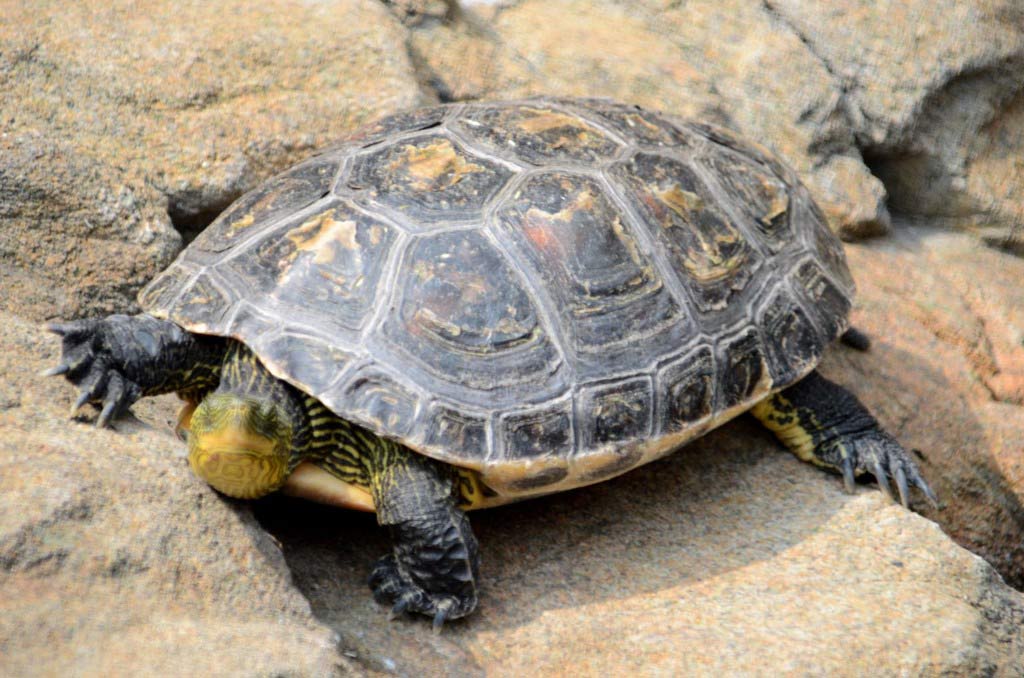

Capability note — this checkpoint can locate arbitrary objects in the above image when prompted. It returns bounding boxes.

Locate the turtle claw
[71,388,94,417]
[870,457,894,502]
[432,601,454,634]
[369,553,474,630]
[894,465,910,508]
[45,321,77,336]
[40,363,70,377]
[841,456,856,493]
[389,595,413,620]
[919,477,940,510]
[45,316,142,427]
[46,319,99,341]
[830,431,938,509]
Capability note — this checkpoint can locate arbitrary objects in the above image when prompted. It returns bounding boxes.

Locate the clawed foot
[369,554,477,632]
[824,431,938,509]
[43,317,142,428]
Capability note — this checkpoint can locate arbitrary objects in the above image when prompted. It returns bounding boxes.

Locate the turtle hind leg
[367,441,479,630]
[750,370,938,508]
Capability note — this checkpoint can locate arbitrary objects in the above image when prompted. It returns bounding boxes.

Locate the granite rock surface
[3,228,1024,675]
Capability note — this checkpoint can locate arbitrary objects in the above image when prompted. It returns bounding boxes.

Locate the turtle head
[187,393,294,499]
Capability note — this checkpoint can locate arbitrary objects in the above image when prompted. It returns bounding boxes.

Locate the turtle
[45,97,936,629]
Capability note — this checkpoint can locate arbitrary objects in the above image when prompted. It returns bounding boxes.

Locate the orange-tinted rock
[831,226,1024,584]
[3,224,1024,673]
[0,0,423,322]
[399,0,1024,247]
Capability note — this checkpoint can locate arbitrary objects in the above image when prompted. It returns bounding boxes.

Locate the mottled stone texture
[400,0,1024,244]
[0,0,424,322]
[4,227,1024,674]
[3,0,1024,674]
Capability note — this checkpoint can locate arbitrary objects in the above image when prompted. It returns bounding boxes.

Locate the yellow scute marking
[522,188,594,253]
[287,211,360,265]
[655,183,745,281]
[657,184,705,217]
[759,180,789,225]
[623,113,667,140]
[390,139,483,191]
[227,212,256,234]
[516,108,595,136]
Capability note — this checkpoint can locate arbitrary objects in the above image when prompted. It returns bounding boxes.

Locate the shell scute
[422,405,488,457]
[335,366,421,437]
[584,101,704,150]
[792,258,852,342]
[191,156,338,255]
[612,151,761,312]
[348,134,513,224]
[700,150,793,253]
[380,230,565,397]
[577,376,655,448]
[144,98,856,497]
[716,328,771,408]
[224,199,400,337]
[494,171,691,377]
[757,287,822,386]
[455,103,623,165]
[657,344,715,434]
[260,331,355,395]
[498,400,574,460]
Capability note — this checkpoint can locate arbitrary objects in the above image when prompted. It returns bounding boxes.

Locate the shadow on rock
[821,330,1024,590]
[253,320,1024,672]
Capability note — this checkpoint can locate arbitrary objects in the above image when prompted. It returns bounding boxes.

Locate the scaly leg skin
[43,314,224,427]
[751,370,938,508]
[368,442,479,631]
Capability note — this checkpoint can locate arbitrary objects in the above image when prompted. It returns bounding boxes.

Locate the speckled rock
[747,0,1024,249]
[832,226,1024,588]
[401,0,887,238]
[0,315,348,677]
[3,225,1024,675]
[0,0,424,322]
[399,0,1024,246]
[959,92,1024,256]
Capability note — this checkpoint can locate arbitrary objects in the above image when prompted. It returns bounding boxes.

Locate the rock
[402,0,889,238]
[0,0,425,322]
[963,92,1024,256]
[0,315,348,676]
[3,225,1024,674]
[401,0,1024,247]
[830,225,1024,588]
[765,0,1024,250]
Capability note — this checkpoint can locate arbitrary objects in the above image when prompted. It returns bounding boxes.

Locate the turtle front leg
[751,370,938,508]
[44,314,223,427]
[367,442,479,630]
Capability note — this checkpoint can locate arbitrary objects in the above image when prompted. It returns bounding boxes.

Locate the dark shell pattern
[140,98,855,497]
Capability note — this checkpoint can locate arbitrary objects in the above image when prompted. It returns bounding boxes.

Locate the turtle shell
[140,97,854,497]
